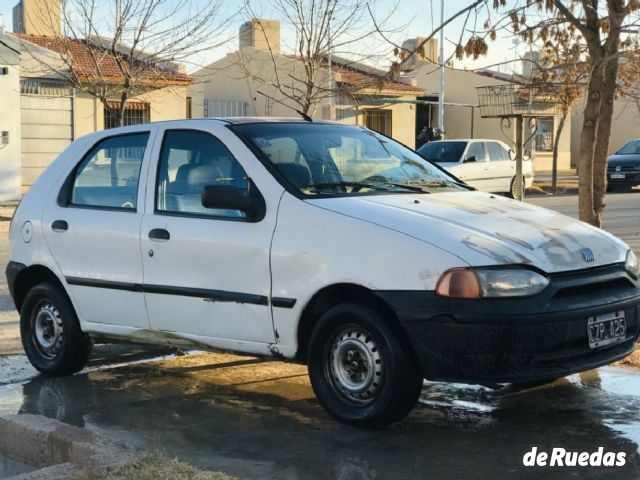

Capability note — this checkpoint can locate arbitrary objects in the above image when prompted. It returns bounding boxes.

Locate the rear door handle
[149,228,170,241]
[51,220,68,232]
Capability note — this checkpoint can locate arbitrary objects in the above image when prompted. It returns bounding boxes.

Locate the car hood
[307,191,628,273]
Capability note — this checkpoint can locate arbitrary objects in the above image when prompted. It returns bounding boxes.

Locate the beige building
[401,40,573,173]
[2,0,192,195]
[571,96,640,164]
[192,20,424,149]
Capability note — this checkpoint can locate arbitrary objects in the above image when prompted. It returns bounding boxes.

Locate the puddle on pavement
[0,453,35,478]
[0,353,639,479]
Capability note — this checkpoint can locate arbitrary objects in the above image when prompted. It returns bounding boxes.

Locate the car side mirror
[463,155,477,163]
[201,179,266,222]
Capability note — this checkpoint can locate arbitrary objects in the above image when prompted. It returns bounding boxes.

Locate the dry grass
[72,455,237,480]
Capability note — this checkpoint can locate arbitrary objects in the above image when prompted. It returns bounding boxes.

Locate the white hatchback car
[417,139,535,197]
[6,119,640,428]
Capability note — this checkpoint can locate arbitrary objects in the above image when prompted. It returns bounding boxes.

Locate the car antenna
[257,91,313,122]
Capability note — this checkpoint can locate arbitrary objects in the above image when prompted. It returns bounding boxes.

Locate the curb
[0,414,138,479]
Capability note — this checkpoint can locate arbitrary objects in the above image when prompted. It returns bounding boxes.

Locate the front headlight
[626,250,639,279]
[436,268,549,299]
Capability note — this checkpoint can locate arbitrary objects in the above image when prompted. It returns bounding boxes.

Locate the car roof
[427,139,505,143]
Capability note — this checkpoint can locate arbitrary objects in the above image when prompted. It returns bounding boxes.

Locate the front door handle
[149,228,170,241]
[51,220,68,232]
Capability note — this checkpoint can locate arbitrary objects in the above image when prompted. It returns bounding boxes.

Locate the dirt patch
[71,455,236,480]
[614,347,640,371]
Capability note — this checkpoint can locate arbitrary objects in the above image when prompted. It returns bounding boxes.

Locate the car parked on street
[417,139,534,197]
[607,139,640,191]
[6,119,640,428]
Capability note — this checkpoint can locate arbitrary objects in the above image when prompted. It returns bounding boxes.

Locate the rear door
[42,129,153,329]
[456,141,491,191]
[140,124,281,349]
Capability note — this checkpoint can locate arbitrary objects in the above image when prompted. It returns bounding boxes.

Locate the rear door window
[485,142,505,161]
[70,133,149,210]
[465,142,486,162]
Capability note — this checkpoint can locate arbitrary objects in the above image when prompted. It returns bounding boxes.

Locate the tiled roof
[283,53,424,95]
[11,33,193,85]
[334,66,424,94]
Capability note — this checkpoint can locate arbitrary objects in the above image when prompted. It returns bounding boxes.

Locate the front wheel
[20,283,92,376]
[307,303,423,428]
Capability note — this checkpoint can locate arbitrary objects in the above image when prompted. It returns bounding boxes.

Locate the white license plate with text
[587,311,626,349]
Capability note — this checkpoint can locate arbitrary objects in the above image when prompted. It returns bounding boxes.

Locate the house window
[204,99,248,117]
[534,117,554,152]
[104,102,150,129]
[186,97,193,119]
[364,109,392,137]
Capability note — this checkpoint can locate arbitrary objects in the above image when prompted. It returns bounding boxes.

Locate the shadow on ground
[0,352,639,480]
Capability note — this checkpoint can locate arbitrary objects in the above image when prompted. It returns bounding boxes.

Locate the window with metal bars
[363,109,392,137]
[104,102,150,129]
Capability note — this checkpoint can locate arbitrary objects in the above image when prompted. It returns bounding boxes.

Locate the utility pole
[327,1,333,120]
[438,0,445,135]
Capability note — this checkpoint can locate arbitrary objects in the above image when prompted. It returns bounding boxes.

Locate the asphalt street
[0,192,638,479]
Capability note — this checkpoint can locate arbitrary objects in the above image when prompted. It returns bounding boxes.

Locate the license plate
[610,173,626,179]
[587,311,626,349]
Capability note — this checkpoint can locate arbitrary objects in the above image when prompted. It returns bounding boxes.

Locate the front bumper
[607,171,640,186]
[376,264,640,383]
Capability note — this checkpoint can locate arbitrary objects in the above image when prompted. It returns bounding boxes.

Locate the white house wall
[0,62,22,202]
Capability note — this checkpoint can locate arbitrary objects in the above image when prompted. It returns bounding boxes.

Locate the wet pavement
[0,352,639,479]
[0,453,35,478]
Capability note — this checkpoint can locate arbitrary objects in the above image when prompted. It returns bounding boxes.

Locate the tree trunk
[577,57,604,226]
[591,1,623,227]
[551,109,567,195]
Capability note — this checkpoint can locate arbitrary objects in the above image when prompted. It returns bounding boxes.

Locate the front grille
[552,277,635,300]
[608,165,640,172]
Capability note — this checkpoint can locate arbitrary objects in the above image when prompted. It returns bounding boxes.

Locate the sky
[0,0,520,73]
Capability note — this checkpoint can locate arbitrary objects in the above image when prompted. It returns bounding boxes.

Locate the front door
[42,130,153,329]
[140,126,277,346]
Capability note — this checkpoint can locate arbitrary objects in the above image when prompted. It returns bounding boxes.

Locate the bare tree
[17,0,228,127]
[239,0,402,116]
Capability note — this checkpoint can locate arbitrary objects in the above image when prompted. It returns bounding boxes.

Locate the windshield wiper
[301,181,426,194]
[407,179,474,190]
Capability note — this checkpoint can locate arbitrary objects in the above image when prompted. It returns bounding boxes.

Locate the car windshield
[616,140,640,155]
[417,141,467,162]
[233,123,465,196]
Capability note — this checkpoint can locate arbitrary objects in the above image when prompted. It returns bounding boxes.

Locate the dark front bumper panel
[376,265,640,383]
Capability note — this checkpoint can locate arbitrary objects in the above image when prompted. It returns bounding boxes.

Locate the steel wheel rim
[327,326,383,405]
[33,301,64,359]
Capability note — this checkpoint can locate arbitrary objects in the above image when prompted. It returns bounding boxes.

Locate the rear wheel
[508,176,526,199]
[20,283,92,376]
[307,303,423,428]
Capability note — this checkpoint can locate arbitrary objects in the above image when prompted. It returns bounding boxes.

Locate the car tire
[508,176,526,199]
[307,302,423,428]
[20,282,92,376]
